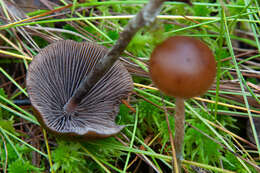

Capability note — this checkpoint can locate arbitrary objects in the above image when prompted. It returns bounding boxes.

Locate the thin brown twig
[128,135,153,170]
[121,99,136,113]
[0,75,25,88]
[115,135,161,173]
[220,50,258,62]
[162,96,179,173]
[133,91,165,111]
[0,3,72,28]
[206,120,257,149]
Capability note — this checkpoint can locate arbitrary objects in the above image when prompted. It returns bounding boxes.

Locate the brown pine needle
[0,4,72,29]
[133,83,260,114]
[206,120,257,149]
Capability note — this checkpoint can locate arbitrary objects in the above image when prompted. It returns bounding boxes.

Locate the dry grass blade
[0,3,72,29]
[134,83,260,114]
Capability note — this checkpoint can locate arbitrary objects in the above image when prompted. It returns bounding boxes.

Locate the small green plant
[52,141,87,173]
[8,159,42,173]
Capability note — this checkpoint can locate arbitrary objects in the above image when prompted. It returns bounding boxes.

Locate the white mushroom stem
[174,97,185,171]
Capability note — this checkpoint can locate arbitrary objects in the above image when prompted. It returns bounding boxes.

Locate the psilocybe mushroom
[26,40,133,139]
[149,36,216,171]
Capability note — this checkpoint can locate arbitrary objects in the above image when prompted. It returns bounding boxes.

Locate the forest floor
[0,0,259,172]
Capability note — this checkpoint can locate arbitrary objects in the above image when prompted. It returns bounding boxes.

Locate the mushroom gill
[26,40,133,138]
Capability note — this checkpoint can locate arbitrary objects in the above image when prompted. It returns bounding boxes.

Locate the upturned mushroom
[149,36,216,171]
[26,40,133,139]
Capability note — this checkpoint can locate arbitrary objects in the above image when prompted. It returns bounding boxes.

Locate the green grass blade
[221,4,260,157]
[0,127,47,158]
[123,106,138,172]
[0,67,28,97]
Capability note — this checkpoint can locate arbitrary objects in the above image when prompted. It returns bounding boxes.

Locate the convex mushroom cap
[149,36,216,99]
[26,40,133,138]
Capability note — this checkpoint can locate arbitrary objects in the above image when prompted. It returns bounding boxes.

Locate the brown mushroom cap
[149,36,216,98]
[26,40,133,138]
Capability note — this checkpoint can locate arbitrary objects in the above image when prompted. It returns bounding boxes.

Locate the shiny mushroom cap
[149,36,216,99]
[26,40,133,139]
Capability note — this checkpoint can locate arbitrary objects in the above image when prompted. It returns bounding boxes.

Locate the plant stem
[162,96,179,173]
[165,110,179,173]
[174,97,185,171]
[63,0,167,113]
[43,129,54,173]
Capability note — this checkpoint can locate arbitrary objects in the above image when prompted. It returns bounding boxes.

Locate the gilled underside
[26,40,133,137]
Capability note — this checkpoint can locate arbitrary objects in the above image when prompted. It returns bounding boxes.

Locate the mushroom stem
[174,97,185,171]
[63,100,77,114]
[63,0,168,112]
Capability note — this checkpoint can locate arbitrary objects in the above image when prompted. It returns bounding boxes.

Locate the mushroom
[26,40,133,139]
[149,36,216,171]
